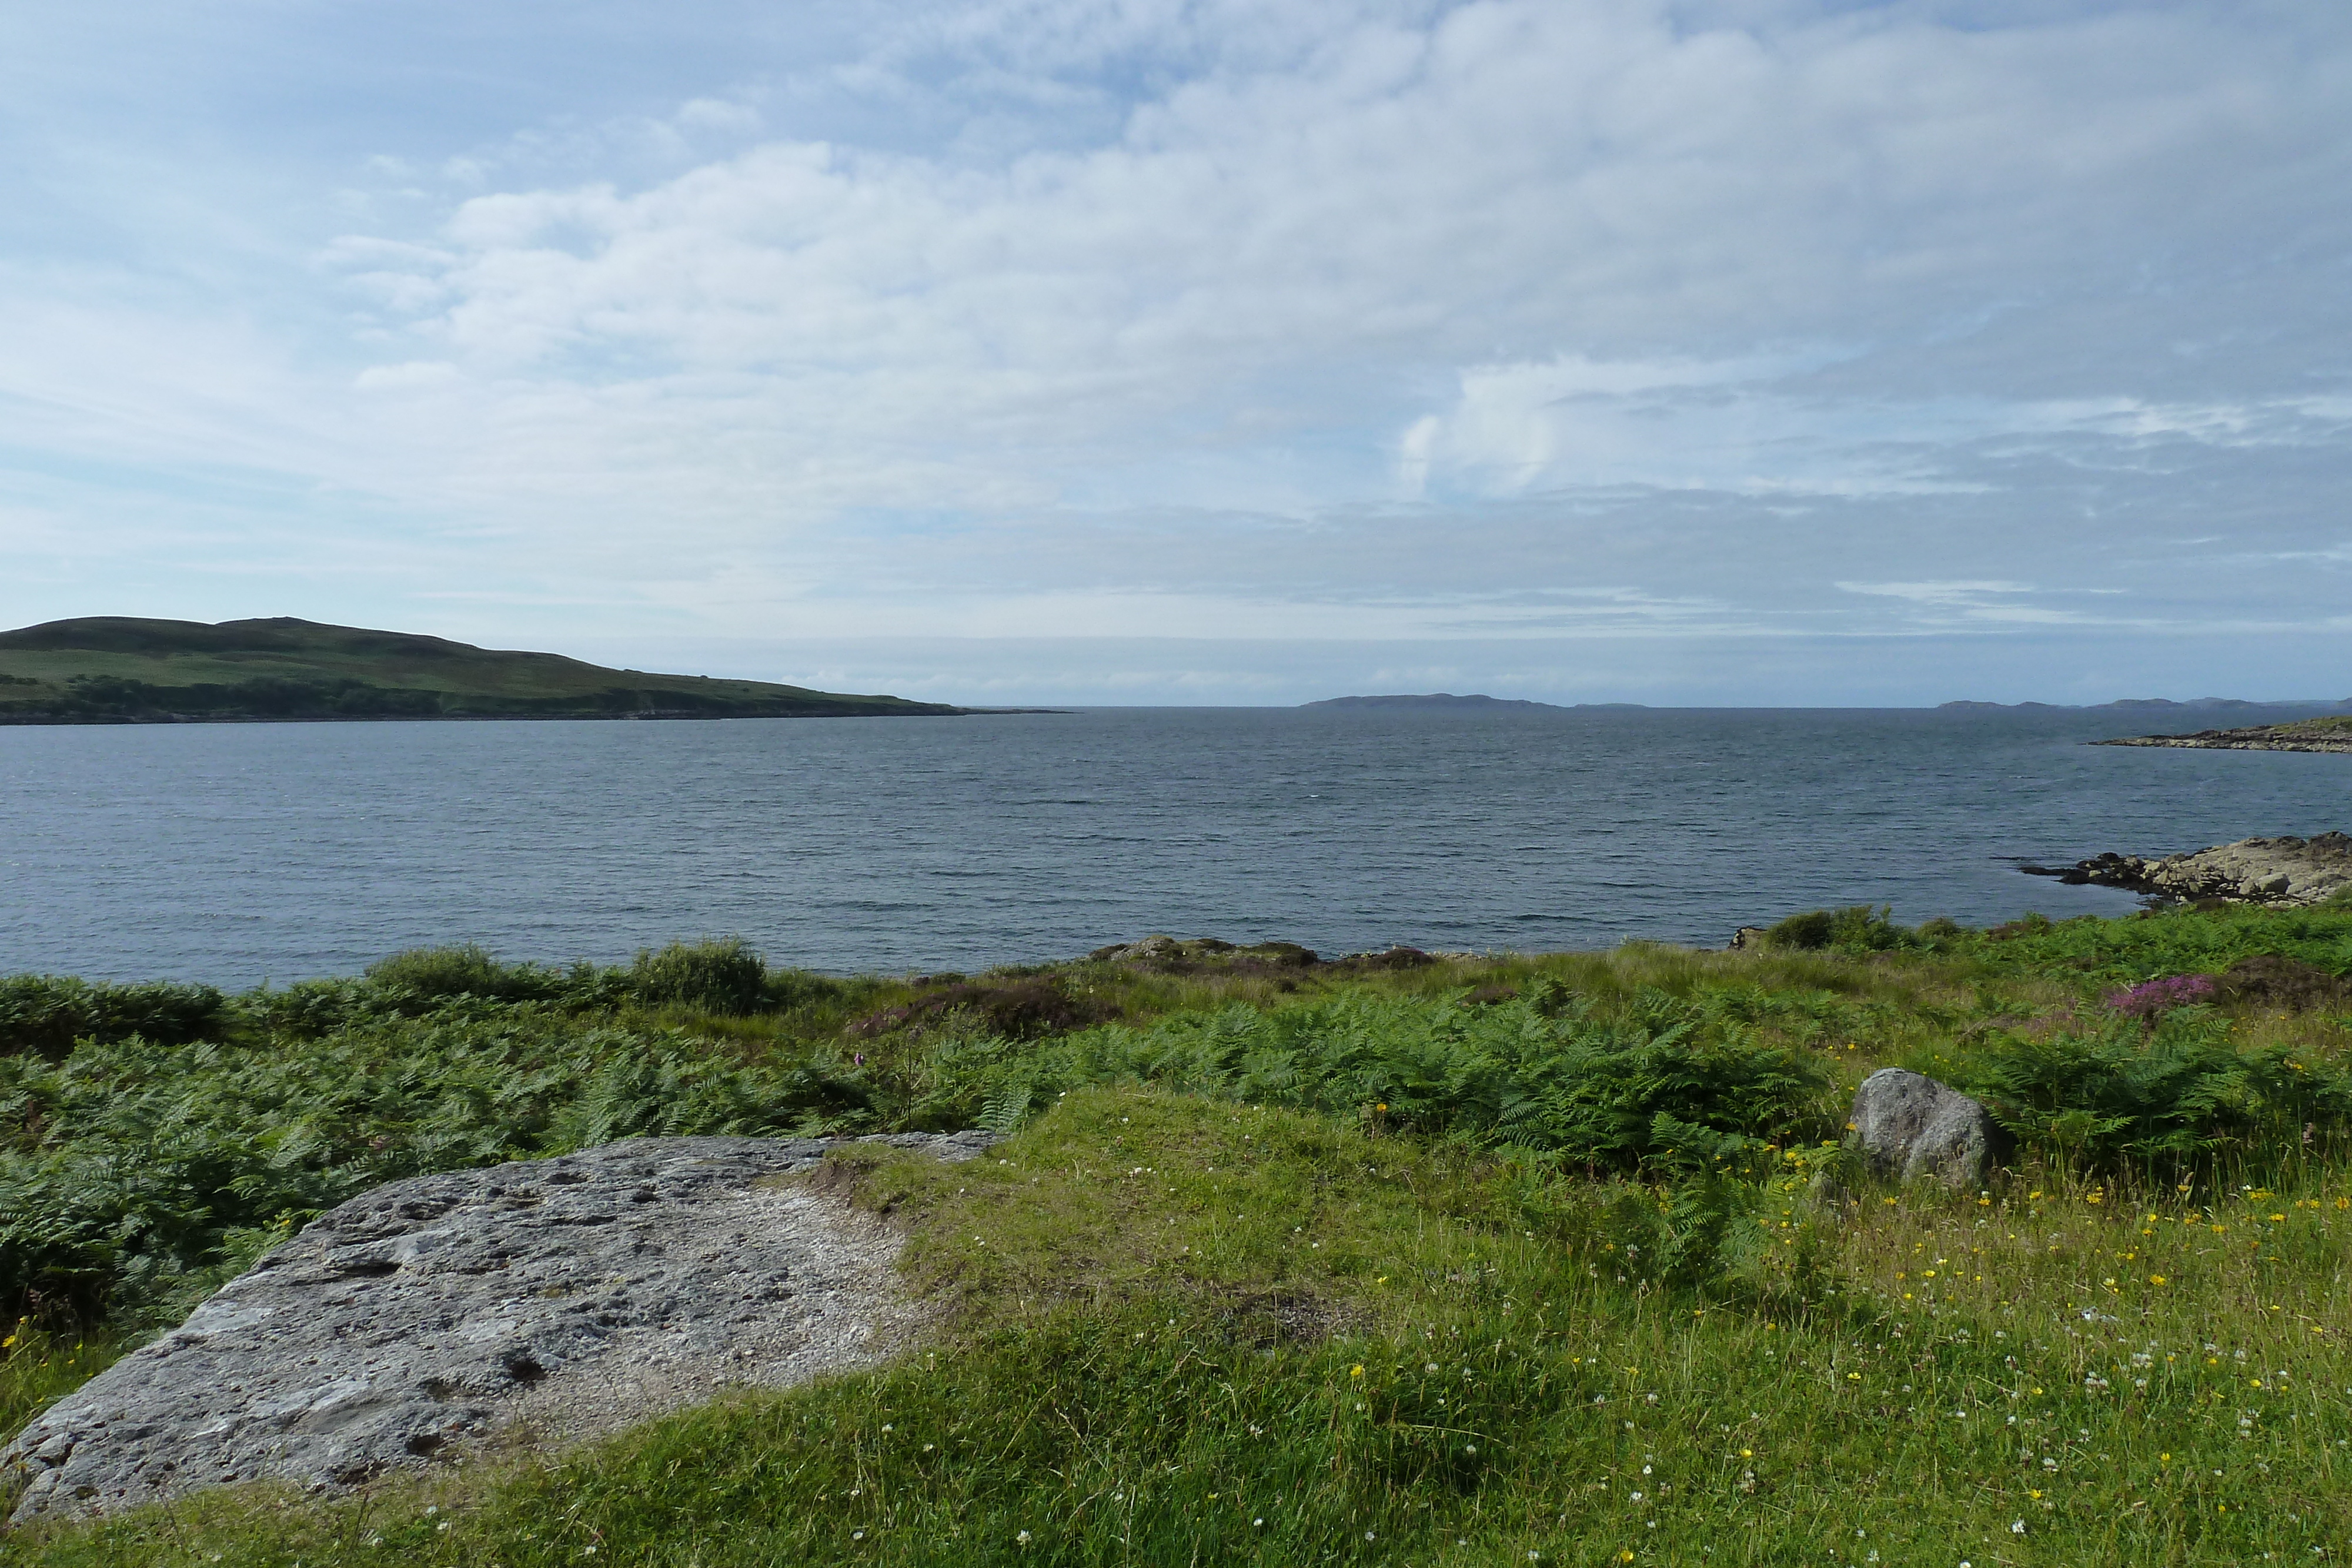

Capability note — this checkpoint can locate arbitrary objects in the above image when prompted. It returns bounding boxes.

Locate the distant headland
[1934,696,2352,753]
[0,617,965,723]
[2092,716,2352,754]
[1940,697,2352,714]
[1302,693,1644,711]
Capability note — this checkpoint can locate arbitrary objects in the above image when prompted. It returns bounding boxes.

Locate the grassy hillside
[4,903,2351,1564]
[0,617,962,721]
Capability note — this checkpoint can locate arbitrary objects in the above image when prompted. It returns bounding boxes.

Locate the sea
[2,706,2346,987]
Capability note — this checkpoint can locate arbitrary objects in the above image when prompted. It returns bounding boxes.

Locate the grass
[0,1329,119,1455]
[1962,904,2352,987]
[3,905,2350,1564]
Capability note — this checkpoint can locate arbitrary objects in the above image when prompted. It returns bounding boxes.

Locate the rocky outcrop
[2094,718,2352,754]
[1847,1069,2006,1191]
[1086,935,1319,967]
[2020,833,2352,907]
[2,1132,993,1524]
[1081,936,1448,972]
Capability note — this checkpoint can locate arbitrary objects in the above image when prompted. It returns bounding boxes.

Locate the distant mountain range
[0,617,963,723]
[1306,694,2352,714]
[1301,693,1647,711]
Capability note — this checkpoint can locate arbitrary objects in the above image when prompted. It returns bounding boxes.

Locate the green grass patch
[8,1088,2350,1566]
[1967,904,2352,987]
[4,909,2351,1563]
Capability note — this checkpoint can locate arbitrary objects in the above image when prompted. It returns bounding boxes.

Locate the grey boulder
[2,1131,993,1523]
[1847,1069,2006,1190]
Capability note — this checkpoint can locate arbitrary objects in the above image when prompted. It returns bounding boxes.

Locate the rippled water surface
[3,707,2346,984]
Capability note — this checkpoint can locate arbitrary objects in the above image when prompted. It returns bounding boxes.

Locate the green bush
[1955,1014,2352,1177]
[763,967,850,1012]
[0,1012,871,1322]
[1759,905,1915,954]
[913,989,1835,1165]
[1973,902,2352,986]
[630,938,768,1014]
[0,975,226,1059]
[237,977,391,1038]
[1598,1157,1846,1303]
[363,944,564,1002]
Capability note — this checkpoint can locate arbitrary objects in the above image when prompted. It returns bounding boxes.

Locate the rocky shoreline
[2022,833,2352,907]
[2094,717,2352,753]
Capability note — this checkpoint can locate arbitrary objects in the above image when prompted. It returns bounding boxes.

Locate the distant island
[1940,697,2352,714]
[1932,695,2352,752]
[1302,693,1643,711]
[2092,715,2352,754]
[0,617,964,723]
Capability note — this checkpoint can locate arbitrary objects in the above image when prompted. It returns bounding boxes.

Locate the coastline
[2094,731,2352,754]
[2022,831,2352,906]
[2093,716,2352,754]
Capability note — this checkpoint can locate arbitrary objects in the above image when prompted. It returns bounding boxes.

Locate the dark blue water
[2,707,2346,985]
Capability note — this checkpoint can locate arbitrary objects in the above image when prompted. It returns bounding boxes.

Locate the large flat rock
[3,1132,991,1523]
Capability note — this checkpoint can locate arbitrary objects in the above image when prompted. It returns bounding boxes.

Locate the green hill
[0,617,963,722]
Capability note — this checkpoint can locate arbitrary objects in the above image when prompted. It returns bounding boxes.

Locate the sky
[2,0,2348,706]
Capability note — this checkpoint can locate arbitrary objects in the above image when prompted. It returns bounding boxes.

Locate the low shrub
[1759,906,1915,954]
[238,977,396,1037]
[1598,1151,1849,1304]
[908,988,1836,1164]
[0,976,226,1059]
[0,1012,876,1322]
[1972,901,2352,985]
[762,967,849,1012]
[843,980,1117,1041]
[364,944,564,1002]
[1957,1014,2352,1178]
[2103,973,2216,1019]
[629,938,767,1014]
[2216,954,2352,1012]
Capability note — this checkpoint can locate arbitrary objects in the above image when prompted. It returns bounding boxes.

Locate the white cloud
[1838,581,2041,604]
[352,361,462,392]
[1401,369,2352,499]
[307,1,2352,533]
[1833,579,2156,630]
[1,1,2350,697]
[674,98,764,136]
